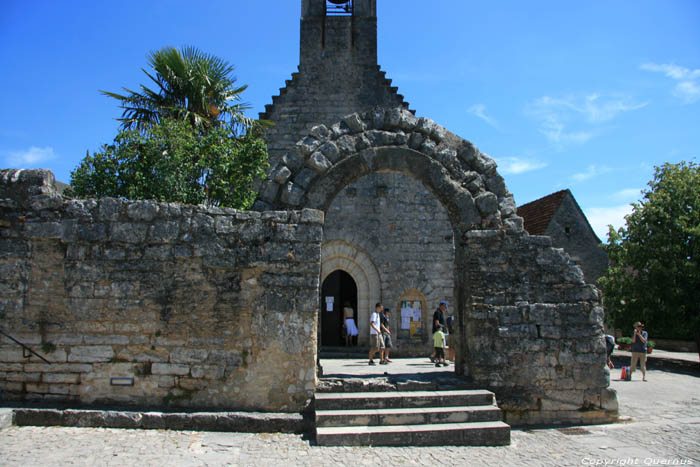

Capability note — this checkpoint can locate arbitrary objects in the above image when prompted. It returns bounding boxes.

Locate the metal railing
[0,328,50,363]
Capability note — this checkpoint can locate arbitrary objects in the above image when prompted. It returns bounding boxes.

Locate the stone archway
[255,107,617,426]
[321,240,381,346]
[255,107,523,236]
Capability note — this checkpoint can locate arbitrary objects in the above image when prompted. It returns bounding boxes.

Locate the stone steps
[316,421,510,447]
[316,405,502,427]
[314,389,510,446]
[315,390,495,410]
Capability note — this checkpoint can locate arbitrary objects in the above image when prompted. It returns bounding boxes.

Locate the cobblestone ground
[1,368,698,467]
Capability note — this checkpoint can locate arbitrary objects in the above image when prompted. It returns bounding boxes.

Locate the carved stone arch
[321,240,381,345]
[254,107,524,236]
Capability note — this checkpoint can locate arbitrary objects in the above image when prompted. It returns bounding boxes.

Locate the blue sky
[1,0,698,240]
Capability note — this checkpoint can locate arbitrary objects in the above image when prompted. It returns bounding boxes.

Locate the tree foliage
[100,46,254,133]
[598,161,700,344]
[67,119,268,209]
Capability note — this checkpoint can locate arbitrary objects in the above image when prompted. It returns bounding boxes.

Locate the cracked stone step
[314,390,495,411]
[315,421,511,446]
[316,404,502,427]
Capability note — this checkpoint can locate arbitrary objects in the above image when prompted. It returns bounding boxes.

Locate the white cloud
[495,156,548,175]
[571,164,612,182]
[614,188,643,202]
[641,62,700,103]
[585,204,634,242]
[527,94,647,148]
[467,104,499,128]
[6,146,56,167]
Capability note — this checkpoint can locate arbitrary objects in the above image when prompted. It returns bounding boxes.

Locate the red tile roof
[516,189,570,236]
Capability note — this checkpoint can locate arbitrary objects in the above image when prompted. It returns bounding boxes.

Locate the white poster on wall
[400,308,412,329]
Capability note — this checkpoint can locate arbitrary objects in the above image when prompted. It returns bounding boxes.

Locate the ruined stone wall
[459,230,617,425]
[0,169,322,412]
[325,173,454,353]
[545,196,609,283]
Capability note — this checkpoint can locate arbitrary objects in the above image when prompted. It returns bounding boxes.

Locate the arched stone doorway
[320,270,357,346]
[321,240,381,346]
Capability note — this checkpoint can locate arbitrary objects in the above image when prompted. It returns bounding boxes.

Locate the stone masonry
[325,173,455,353]
[255,107,619,425]
[259,0,410,170]
[0,169,323,412]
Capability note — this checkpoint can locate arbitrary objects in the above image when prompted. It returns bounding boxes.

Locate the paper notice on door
[401,316,411,329]
[325,296,334,312]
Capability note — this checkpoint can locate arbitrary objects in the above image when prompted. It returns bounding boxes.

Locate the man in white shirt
[368,303,385,365]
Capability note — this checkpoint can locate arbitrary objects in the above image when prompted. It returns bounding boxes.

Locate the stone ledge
[10,408,309,433]
[0,408,12,429]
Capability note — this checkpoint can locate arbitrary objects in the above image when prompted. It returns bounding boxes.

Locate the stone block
[67,346,114,363]
[126,200,159,221]
[110,223,148,243]
[24,363,93,373]
[280,183,305,207]
[190,365,226,380]
[170,349,209,364]
[151,363,190,376]
[5,372,41,382]
[306,151,332,173]
[0,348,28,362]
[42,373,80,384]
[540,390,583,411]
[600,388,619,411]
[342,113,365,133]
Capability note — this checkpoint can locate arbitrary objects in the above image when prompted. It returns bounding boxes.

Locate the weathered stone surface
[271,165,292,184]
[475,192,499,215]
[0,170,322,413]
[306,151,332,173]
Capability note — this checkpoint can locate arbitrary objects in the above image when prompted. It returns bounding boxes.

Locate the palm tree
[101,46,254,133]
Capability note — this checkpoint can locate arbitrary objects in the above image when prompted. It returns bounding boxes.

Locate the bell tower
[299,0,378,67]
[259,0,410,173]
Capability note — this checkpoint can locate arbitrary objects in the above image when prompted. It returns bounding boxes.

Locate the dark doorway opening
[320,270,357,347]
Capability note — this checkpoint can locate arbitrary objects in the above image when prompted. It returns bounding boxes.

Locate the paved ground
[1,359,699,466]
[321,356,455,377]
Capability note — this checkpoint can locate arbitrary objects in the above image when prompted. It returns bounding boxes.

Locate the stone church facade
[0,0,618,426]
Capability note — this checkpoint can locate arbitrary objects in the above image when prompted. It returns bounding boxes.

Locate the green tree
[599,161,700,352]
[67,119,268,209]
[100,46,253,133]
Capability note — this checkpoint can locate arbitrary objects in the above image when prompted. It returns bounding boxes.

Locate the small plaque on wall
[110,377,134,387]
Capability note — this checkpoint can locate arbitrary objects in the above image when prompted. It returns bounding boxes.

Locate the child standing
[433,325,448,367]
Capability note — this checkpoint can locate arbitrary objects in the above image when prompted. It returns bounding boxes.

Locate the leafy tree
[67,119,268,209]
[100,46,254,133]
[599,161,700,352]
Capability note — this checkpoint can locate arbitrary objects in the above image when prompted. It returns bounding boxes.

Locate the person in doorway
[604,334,615,369]
[630,322,648,381]
[433,324,448,367]
[446,313,456,363]
[429,301,448,362]
[368,303,385,365]
[380,307,392,363]
[343,302,358,346]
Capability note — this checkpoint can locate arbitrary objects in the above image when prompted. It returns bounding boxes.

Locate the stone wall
[0,169,323,412]
[545,195,609,283]
[459,230,617,425]
[254,109,618,425]
[325,173,454,353]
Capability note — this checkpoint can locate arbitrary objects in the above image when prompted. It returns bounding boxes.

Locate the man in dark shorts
[430,301,447,362]
[380,307,392,363]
